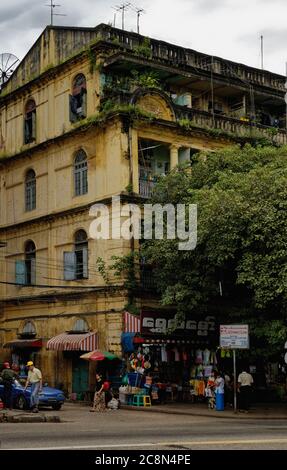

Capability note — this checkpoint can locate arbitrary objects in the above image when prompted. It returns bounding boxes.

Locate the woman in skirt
[90,373,107,412]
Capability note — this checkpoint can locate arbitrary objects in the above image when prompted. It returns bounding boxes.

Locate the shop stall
[121,309,219,406]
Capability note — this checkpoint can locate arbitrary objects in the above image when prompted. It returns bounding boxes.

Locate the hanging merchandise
[195,349,203,364]
[203,348,211,365]
[161,345,168,362]
[172,347,180,362]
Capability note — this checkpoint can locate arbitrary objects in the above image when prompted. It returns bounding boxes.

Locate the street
[1,404,287,450]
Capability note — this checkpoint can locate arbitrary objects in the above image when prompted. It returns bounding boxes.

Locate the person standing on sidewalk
[24,361,42,413]
[238,368,254,412]
[1,362,17,410]
[90,373,107,412]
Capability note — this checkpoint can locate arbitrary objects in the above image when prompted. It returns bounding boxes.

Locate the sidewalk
[121,402,287,419]
[0,409,61,423]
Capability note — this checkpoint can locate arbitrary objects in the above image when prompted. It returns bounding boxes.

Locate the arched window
[24,99,36,144]
[63,230,89,281]
[74,150,88,196]
[25,169,36,211]
[25,240,36,285]
[72,318,89,333]
[69,73,87,122]
[22,321,37,337]
[74,230,88,280]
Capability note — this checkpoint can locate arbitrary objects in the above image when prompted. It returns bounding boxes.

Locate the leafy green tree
[141,144,287,355]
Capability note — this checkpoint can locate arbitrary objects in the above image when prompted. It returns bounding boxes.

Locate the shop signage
[141,311,216,338]
[220,324,249,349]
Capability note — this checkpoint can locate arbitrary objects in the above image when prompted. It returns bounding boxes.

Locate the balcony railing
[139,179,156,198]
[174,105,287,146]
[96,24,286,93]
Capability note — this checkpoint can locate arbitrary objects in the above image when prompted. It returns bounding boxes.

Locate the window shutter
[30,259,36,285]
[24,119,29,144]
[15,260,26,285]
[64,251,76,280]
[82,247,88,279]
[31,111,36,140]
[81,90,87,119]
[69,95,78,123]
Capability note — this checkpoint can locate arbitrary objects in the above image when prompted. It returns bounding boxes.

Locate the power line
[0,280,122,290]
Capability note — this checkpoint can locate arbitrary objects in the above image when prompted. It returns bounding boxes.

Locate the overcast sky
[0,0,287,75]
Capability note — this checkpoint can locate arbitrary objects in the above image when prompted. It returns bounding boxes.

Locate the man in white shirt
[24,361,43,413]
[238,369,254,412]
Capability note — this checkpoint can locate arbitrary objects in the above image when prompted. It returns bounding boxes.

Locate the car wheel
[51,403,62,410]
[16,395,28,410]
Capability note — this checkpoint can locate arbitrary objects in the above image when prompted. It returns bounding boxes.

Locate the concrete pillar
[170,144,179,169]
[131,128,139,193]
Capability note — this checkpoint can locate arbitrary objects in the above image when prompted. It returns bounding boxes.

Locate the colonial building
[0,24,286,395]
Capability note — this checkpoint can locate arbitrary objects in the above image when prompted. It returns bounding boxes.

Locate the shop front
[46,330,99,398]
[2,321,43,381]
[3,338,43,380]
[121,310,219,405]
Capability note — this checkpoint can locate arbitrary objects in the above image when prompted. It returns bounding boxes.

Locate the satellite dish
[0,53,20,88]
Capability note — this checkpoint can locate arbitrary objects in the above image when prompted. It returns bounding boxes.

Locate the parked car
[0,378,65,410]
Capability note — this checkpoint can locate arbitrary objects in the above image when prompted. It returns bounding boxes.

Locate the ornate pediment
[131,89,176,122]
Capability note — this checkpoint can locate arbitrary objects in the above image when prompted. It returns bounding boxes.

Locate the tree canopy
[142,144,287,356]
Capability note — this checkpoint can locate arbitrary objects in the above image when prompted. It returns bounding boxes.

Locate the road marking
[8,438,287,450]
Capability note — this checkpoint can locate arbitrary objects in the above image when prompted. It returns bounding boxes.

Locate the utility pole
[210,56,215,127]
[45,1,66,26]
[114,3,131,30]
[260,35,264,70]
[285,62,287,134]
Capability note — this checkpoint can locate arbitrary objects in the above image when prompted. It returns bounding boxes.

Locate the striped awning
[46,332,98,351]
[124,311,141,333]
[3,339,42,349]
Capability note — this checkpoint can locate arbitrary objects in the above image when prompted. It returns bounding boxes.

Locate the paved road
[1,404,287,450]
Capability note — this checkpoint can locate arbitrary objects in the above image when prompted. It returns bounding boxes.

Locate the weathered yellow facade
[0,24,286,395]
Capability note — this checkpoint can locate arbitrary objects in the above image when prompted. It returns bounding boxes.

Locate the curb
[120,405,287,420]
[0,412,61,423]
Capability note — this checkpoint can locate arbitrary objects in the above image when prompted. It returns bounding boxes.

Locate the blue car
[0,378,65,410]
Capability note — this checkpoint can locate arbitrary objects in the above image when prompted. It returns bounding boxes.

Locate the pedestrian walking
[1,362,17,410]
[24,361,42,413]
[214,371,225,411]
[238,367,254,412]
[205,371,216,409]
[90,373,107,412]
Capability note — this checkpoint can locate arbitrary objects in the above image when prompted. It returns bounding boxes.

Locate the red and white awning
[46,332,98,351]
[3,339,43,349]
[124,311,140,333]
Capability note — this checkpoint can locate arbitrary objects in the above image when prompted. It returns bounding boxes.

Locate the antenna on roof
[260,34,264,70]
[113,3,131,30]
[130,4,146,34]
[45,1,67,26]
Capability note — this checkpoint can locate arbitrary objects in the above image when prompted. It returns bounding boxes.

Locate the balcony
[96,24,286,94]
[174,106,287,146]
[139,179,156,198]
